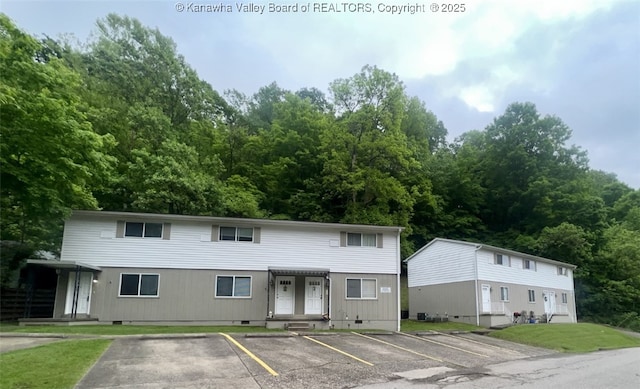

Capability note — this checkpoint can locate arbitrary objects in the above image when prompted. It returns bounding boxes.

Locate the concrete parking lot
[74,331,556,389]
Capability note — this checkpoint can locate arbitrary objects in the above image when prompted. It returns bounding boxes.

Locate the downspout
[396,228,402,332]
[266,270,271,320]
[474,246,481,327]
[328,275,332,328]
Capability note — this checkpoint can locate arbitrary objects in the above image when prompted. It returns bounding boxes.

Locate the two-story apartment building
[23,211,403,331]
[405,238,577,327]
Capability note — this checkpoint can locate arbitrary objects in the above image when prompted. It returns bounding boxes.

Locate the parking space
[75,332,556,389]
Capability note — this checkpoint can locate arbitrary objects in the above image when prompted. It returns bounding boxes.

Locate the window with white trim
[220,227,253,242]
[561,292,568,304]
[528,289,535,303]
[500,286,509,301]
[557,266,568,276]
[347,233,376,247]
[125,222,163,238]
[346,278,377,299]
[495,254,510,266]
[216,275,252,297]
[523,259,536,271]
[119,274,159,297]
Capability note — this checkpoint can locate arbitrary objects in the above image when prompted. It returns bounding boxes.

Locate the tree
[0,15,114,250]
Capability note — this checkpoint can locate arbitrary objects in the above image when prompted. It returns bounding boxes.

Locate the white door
[304,277,323,315]
[65,272,93,315]
[275,276,295,315]
[481,284,491,313]
[543,291,556,315]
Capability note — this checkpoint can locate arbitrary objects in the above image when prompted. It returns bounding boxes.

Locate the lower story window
[346,278,377,299]
[500,286,509,301]
[119,274,159,297]
[528,289,535,302]
[561,292,568,304]
[216,276,252,298]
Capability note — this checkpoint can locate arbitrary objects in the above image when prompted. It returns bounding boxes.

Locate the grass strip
[0,339,111,389]
[489,323,640,353]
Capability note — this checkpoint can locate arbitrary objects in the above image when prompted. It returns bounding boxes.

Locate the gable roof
[71,210,404,233]
[404,237,577,269]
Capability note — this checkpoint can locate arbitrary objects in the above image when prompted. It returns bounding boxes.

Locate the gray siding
[91,268,268,324]
[408,281,477,323]
[86,268,399,330]
[330,273,398,331]
[477,279,577,322]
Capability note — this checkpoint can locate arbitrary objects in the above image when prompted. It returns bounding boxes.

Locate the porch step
[287,322,310,331]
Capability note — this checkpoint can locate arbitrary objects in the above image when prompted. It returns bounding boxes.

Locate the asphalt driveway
[74,332,555,389]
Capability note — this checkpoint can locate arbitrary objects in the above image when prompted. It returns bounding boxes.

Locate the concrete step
[287,322,310,331]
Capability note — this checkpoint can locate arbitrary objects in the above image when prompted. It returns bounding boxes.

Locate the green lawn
[490,323,640,353]
[0,339,111,389]
[0,324,282,335]
[401,319,482,332]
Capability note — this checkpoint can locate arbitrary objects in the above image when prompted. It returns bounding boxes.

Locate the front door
[304,277,323,315]
[65,271,93,315]
[275,276,295,315]
[481,284,491,313]
[543,290,556,315]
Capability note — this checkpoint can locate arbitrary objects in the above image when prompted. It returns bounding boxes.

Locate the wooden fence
[0,288,55,321]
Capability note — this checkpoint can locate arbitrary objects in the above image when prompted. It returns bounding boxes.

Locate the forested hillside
[1,14,638,329]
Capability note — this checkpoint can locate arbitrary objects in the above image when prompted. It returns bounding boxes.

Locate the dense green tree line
[1,14,638,329]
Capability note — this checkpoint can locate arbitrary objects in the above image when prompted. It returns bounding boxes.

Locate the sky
[3,0,640,188]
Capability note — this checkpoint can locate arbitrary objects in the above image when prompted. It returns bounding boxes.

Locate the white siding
[60,215,399,274]
[476,249,574,290]
[407,240,476,287]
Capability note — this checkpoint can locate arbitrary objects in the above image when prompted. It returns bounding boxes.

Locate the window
[500,286,509,301]
[523,259,536,271]
[216,276,252,297]
[495,254,510,266]
[119,274,159,297]
[557,266,568,276]
[346,233,376,247]
[346,278,377,299]
[220,227,253,242]
[528,289,535,303]
[125,222,163,238]
[561,293,568,304]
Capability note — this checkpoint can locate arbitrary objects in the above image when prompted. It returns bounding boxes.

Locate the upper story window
[347,233,377,247]
[523,259,536,271]
[220,227,254,242]
[557,266,568,276]
[494,253,510,266]
[125,222,163,238]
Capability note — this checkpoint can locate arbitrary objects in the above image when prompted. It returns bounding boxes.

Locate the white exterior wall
[407,240,476,287]
[476,249,574,290]
[60,215,399,274]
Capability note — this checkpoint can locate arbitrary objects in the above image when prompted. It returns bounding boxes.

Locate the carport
[19,260,102,325]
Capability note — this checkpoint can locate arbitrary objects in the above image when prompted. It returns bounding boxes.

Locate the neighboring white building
[405,238,577,327]
[24,210,403,331]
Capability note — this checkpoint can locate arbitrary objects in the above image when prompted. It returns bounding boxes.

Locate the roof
[268,267,330,276]
[27,259,102,271]
[71,210,404,233]
[404,238,577,269]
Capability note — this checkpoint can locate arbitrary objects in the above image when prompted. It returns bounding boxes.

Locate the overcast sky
[3,0,639,188]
